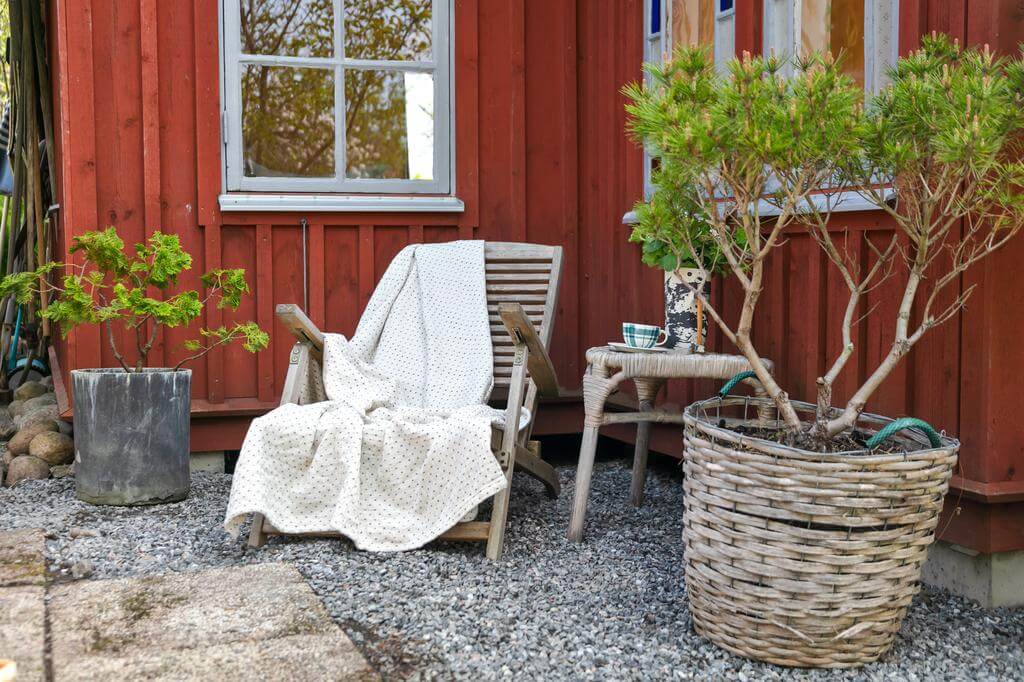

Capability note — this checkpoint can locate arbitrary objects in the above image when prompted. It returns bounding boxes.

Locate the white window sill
[218,194,466,213]
[621,188,895,225]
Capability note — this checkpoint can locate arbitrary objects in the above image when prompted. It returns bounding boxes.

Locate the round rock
[13,381,47,401]
[0,409,15,441]
[22,393,57,415]
[7,400,25,417]
[17,405,60,430]
[40,375,54,389]
[29,431,74,466]
[9,421,60,456]
[50,463,74,478]
[5,455,50,486]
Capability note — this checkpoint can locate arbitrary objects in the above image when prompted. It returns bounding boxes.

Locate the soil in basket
[730,423,908,455]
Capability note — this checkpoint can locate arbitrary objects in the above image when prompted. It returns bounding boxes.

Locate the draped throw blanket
[224,241,512,551]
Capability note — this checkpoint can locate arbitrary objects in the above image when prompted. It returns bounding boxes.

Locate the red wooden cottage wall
[46,0,1024,554]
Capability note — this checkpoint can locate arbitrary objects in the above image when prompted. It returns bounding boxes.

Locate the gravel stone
[8,421,59,456]
[70,558,94,579]
[0,458,1021,680]
[28,431,74,466]
[13,381,46,401]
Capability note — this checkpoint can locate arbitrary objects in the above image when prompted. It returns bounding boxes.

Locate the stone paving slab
[49,562,376,681]
[0,528,46,587]
[0,586,46,682]
[0,529,47,682]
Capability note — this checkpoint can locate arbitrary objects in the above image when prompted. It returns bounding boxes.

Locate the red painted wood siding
[48,0,1024,552]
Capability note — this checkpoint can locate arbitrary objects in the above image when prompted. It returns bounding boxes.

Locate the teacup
[622,322,667,349]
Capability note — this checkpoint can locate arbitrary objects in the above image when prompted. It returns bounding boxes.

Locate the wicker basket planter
[682,395,959,668]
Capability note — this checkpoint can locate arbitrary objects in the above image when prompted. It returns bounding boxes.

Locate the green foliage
[860,34,1024,233]
[0,228,268,372]
[623,47,863,278]
[627,164,729,272]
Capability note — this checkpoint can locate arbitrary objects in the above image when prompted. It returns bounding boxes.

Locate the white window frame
[763,0,899,94]
[642,0,668,200]
[220,0,454,195]
[714,1,736,75]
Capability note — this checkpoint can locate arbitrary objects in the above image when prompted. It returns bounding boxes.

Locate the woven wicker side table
[567,346,773,542]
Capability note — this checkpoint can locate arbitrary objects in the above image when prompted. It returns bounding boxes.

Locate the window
[222,0,452,194]
[763,0,898,93]
[641,1,734,200]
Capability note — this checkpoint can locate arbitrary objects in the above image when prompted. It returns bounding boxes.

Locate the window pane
[650,0,661,35]
[345,70,434,180]
[831,0,865,89]
[719,0,733,12]
[242,65,336,178]
[239,0,333,58]
[344,0,433,62]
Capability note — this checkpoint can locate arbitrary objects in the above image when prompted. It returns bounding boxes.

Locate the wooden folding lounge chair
[246,242,564,560]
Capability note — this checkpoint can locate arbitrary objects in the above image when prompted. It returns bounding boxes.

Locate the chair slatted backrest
[484,242,562,396]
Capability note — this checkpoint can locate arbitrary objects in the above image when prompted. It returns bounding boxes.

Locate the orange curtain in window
[802,1,866,89]
[672,0,714,49]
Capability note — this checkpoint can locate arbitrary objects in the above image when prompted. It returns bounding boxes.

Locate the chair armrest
[276,304,325,352]
[498,303,560,398]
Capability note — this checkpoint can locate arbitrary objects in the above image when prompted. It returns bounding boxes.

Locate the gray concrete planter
[72,368,191,506]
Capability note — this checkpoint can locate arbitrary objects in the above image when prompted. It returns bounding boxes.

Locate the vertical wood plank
[140,0,161,231]
[455,0,481,227]
[204,224,224,402]
[308,222,326,327]
[140,0,164,367]
[62,0,102,372]
[509,0,527,242]
[256,224,273,402]
[194,0,222,228]
[358,224,375,309]
[408,224,424,243]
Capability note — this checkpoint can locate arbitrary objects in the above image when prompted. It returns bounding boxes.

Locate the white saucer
[608,341,671,353]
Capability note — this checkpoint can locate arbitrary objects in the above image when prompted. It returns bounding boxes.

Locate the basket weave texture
[682,396,959,668]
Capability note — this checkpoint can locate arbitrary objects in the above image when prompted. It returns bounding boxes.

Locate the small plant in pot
[627,165,734,351]
[0,228,268,505]
[626,38,1024,667]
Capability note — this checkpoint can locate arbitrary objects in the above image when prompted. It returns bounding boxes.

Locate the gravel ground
[1,454,1021,681]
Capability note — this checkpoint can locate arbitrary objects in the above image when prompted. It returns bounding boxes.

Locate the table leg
[630,399,654,507]
[568,424,600,542]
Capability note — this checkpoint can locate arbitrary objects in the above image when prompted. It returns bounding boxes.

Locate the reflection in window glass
[344,0,433,62]
[239,0,333,58]
[345,71,434,180]
[242,65,335,178]
[831,0,866,89]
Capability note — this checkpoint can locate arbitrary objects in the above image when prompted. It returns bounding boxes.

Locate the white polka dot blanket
[225,240,513,551]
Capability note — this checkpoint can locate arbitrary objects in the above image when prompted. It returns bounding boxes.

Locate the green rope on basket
[719,371,758,398]
[866,417,943,449]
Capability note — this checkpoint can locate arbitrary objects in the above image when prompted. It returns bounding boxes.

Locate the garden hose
[718,372,943,449]
[866,417,943,449]
[719,370,758,398]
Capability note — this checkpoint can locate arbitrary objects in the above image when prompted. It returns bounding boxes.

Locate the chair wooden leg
[567,424,600,542]
[630,400,654,507]
[486,453,516,561]
[515,441,560,498]
[247,513,267,548]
